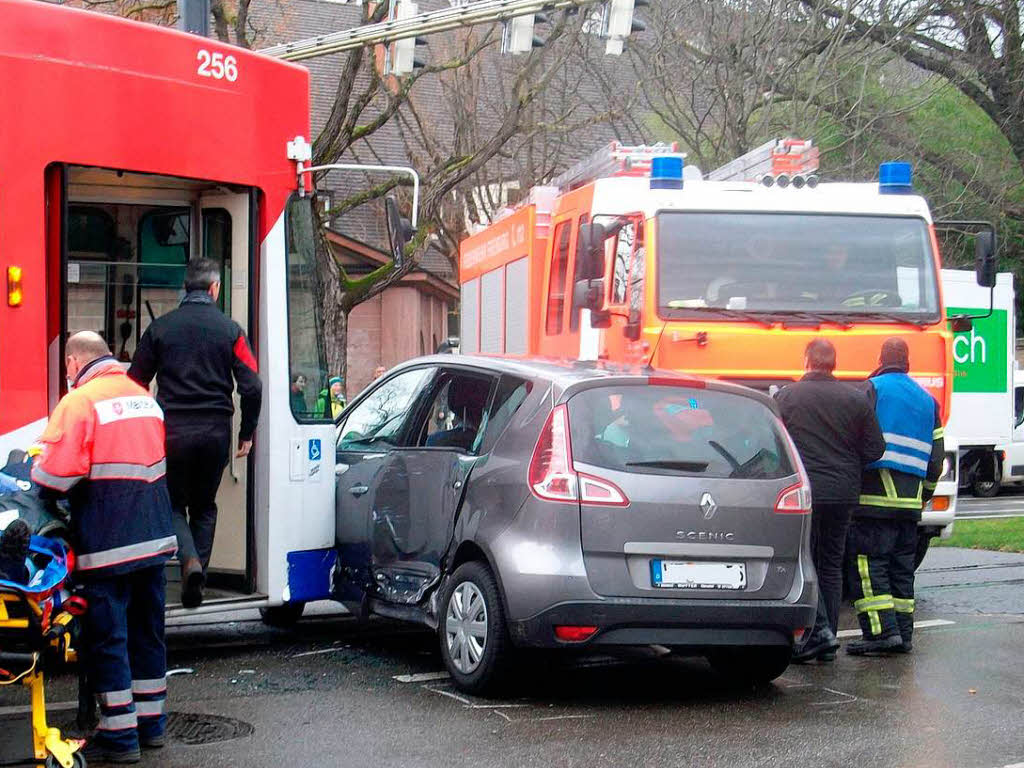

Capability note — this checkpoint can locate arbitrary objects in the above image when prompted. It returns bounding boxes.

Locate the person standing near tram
[128,258,262,609]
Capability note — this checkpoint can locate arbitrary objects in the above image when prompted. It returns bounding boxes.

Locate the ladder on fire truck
[708,138,820,183]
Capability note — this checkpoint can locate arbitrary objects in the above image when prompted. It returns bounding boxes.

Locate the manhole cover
[165,712,254,745]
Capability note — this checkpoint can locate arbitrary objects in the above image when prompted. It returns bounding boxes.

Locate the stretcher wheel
[44,753,86,768]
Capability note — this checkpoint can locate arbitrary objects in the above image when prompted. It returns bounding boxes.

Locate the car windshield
[656,212,939,321]
[568,385,794,480]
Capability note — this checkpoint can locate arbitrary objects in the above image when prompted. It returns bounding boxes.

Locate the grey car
[334,356,817,694]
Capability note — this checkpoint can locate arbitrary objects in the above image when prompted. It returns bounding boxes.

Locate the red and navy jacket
[31,357,176,578]
[128,291,262,442]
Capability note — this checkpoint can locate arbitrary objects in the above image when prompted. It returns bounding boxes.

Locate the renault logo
[700,492,718,520]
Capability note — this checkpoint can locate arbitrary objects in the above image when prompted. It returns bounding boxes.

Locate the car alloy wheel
[445,582,488,674]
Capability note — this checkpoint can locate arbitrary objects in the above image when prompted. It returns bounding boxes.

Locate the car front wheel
[707,645,791,686]
[439,561,511,695]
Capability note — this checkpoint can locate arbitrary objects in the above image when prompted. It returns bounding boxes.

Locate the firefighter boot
[847,635,904,656]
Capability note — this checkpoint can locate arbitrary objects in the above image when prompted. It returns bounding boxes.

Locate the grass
[933,518,1024,553]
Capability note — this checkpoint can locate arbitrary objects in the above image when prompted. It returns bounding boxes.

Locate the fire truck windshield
[656,212,940,323]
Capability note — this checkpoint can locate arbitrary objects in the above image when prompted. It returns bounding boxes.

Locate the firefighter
[32,332,176,764]
[129,258,262,609]
[846,337,944,656]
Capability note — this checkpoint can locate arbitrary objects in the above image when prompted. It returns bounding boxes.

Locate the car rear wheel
[707,646,791,686]
[972,477,1001,498]
[439,561,511,695]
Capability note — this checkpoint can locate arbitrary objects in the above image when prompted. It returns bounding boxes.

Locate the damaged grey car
[334,356,817,694]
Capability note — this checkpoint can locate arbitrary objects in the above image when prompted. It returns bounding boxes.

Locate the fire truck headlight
[7,266,23,307]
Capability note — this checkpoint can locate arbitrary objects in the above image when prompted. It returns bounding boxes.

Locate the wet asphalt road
[2,547,1023,768]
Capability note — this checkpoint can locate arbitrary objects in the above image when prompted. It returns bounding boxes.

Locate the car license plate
[651,560,746,590]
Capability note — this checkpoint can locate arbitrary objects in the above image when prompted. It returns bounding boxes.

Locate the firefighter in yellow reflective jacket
[846,338,944,655]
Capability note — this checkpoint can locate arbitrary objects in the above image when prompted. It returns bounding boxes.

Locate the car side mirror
[975,230,997,288]
[385,197,415,269]
[950,315,973,333]
[624,307,642,341]
[572,278,605,312]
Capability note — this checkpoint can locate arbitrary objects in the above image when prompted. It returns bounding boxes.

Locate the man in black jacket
[776,338,885,662]
[129,259,262,608]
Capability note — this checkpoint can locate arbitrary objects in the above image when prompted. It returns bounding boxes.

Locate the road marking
[422,684,473,704]
[393,671,451,683]
[810,687,858,706]
[836,618,954,639]
[290,647,347,658]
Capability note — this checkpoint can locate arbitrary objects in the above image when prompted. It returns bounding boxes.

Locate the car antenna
[644,319,670,371]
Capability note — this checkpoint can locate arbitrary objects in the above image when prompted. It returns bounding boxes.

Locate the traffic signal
[601,0,647,55]
[390,1,427,75]
[501,13,545,55]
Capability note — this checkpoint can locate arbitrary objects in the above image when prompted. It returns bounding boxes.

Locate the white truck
[942,269,1017,497]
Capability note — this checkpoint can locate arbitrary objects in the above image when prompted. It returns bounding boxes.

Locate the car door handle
[349,484,369,498]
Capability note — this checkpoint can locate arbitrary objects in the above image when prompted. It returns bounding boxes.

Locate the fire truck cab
[0,0,339,618]
[459,142,983,542]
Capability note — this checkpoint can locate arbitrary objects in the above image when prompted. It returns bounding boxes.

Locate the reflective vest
[31,358,176,577]
[866,372,935,479]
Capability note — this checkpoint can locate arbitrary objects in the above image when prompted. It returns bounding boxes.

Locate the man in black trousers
[129,259,262,609]
[776,338,885,662]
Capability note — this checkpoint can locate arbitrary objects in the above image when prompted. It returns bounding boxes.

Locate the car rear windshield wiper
[625,460,710,473]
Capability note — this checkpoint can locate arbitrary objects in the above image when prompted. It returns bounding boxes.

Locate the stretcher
[0,536,87,768]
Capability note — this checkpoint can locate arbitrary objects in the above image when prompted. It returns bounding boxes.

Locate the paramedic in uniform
[846,337,944,656]
[128,258,262,609]
[32,332,176,764]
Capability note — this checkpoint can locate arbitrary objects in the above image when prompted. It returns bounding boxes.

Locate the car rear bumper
[508,594,817,650]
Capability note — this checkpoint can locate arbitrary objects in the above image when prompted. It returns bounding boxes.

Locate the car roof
[388,355,779,413]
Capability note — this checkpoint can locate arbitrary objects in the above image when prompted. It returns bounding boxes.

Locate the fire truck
[459,140,997,556]
[0,0,342,619]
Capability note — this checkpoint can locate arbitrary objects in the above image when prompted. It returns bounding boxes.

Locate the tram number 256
[196,50,239,82]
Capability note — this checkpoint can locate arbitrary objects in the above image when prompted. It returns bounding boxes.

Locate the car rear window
[567,385,794,480]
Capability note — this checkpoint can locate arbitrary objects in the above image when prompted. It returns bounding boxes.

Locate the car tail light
[554,625,598,642]
[775,481,812,514]
[529,404,629,506]
[648,375,706,389]
[529,405,577,503]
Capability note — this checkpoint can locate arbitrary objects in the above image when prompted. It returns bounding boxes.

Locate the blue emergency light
[651,155,684,190]
[879,161,913,194]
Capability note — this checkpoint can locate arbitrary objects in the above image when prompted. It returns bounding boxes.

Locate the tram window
[286,196,332,423]
[68,208,115,255]
[202,208,232,315]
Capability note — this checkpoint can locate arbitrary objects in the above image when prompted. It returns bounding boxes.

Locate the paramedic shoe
[846,635,904,656]
[82,740,142,764]
[181,558,205,609]
[791,628,840,663]
[139,733,166,749]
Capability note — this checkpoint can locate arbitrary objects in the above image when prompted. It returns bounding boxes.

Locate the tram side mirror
[572,278,605,312]
[624,307,642,342]
[975,230,997,288]
[385,197,415,270]
[576,223,607,280]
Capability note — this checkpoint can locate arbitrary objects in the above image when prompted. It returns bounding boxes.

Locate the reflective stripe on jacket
[31,357,176,577]
[866,372,936,478]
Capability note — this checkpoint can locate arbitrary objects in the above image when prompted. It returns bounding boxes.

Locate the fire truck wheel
[259,602,306,628]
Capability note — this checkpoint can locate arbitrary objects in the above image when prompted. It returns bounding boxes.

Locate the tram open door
[52,164,258,607]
